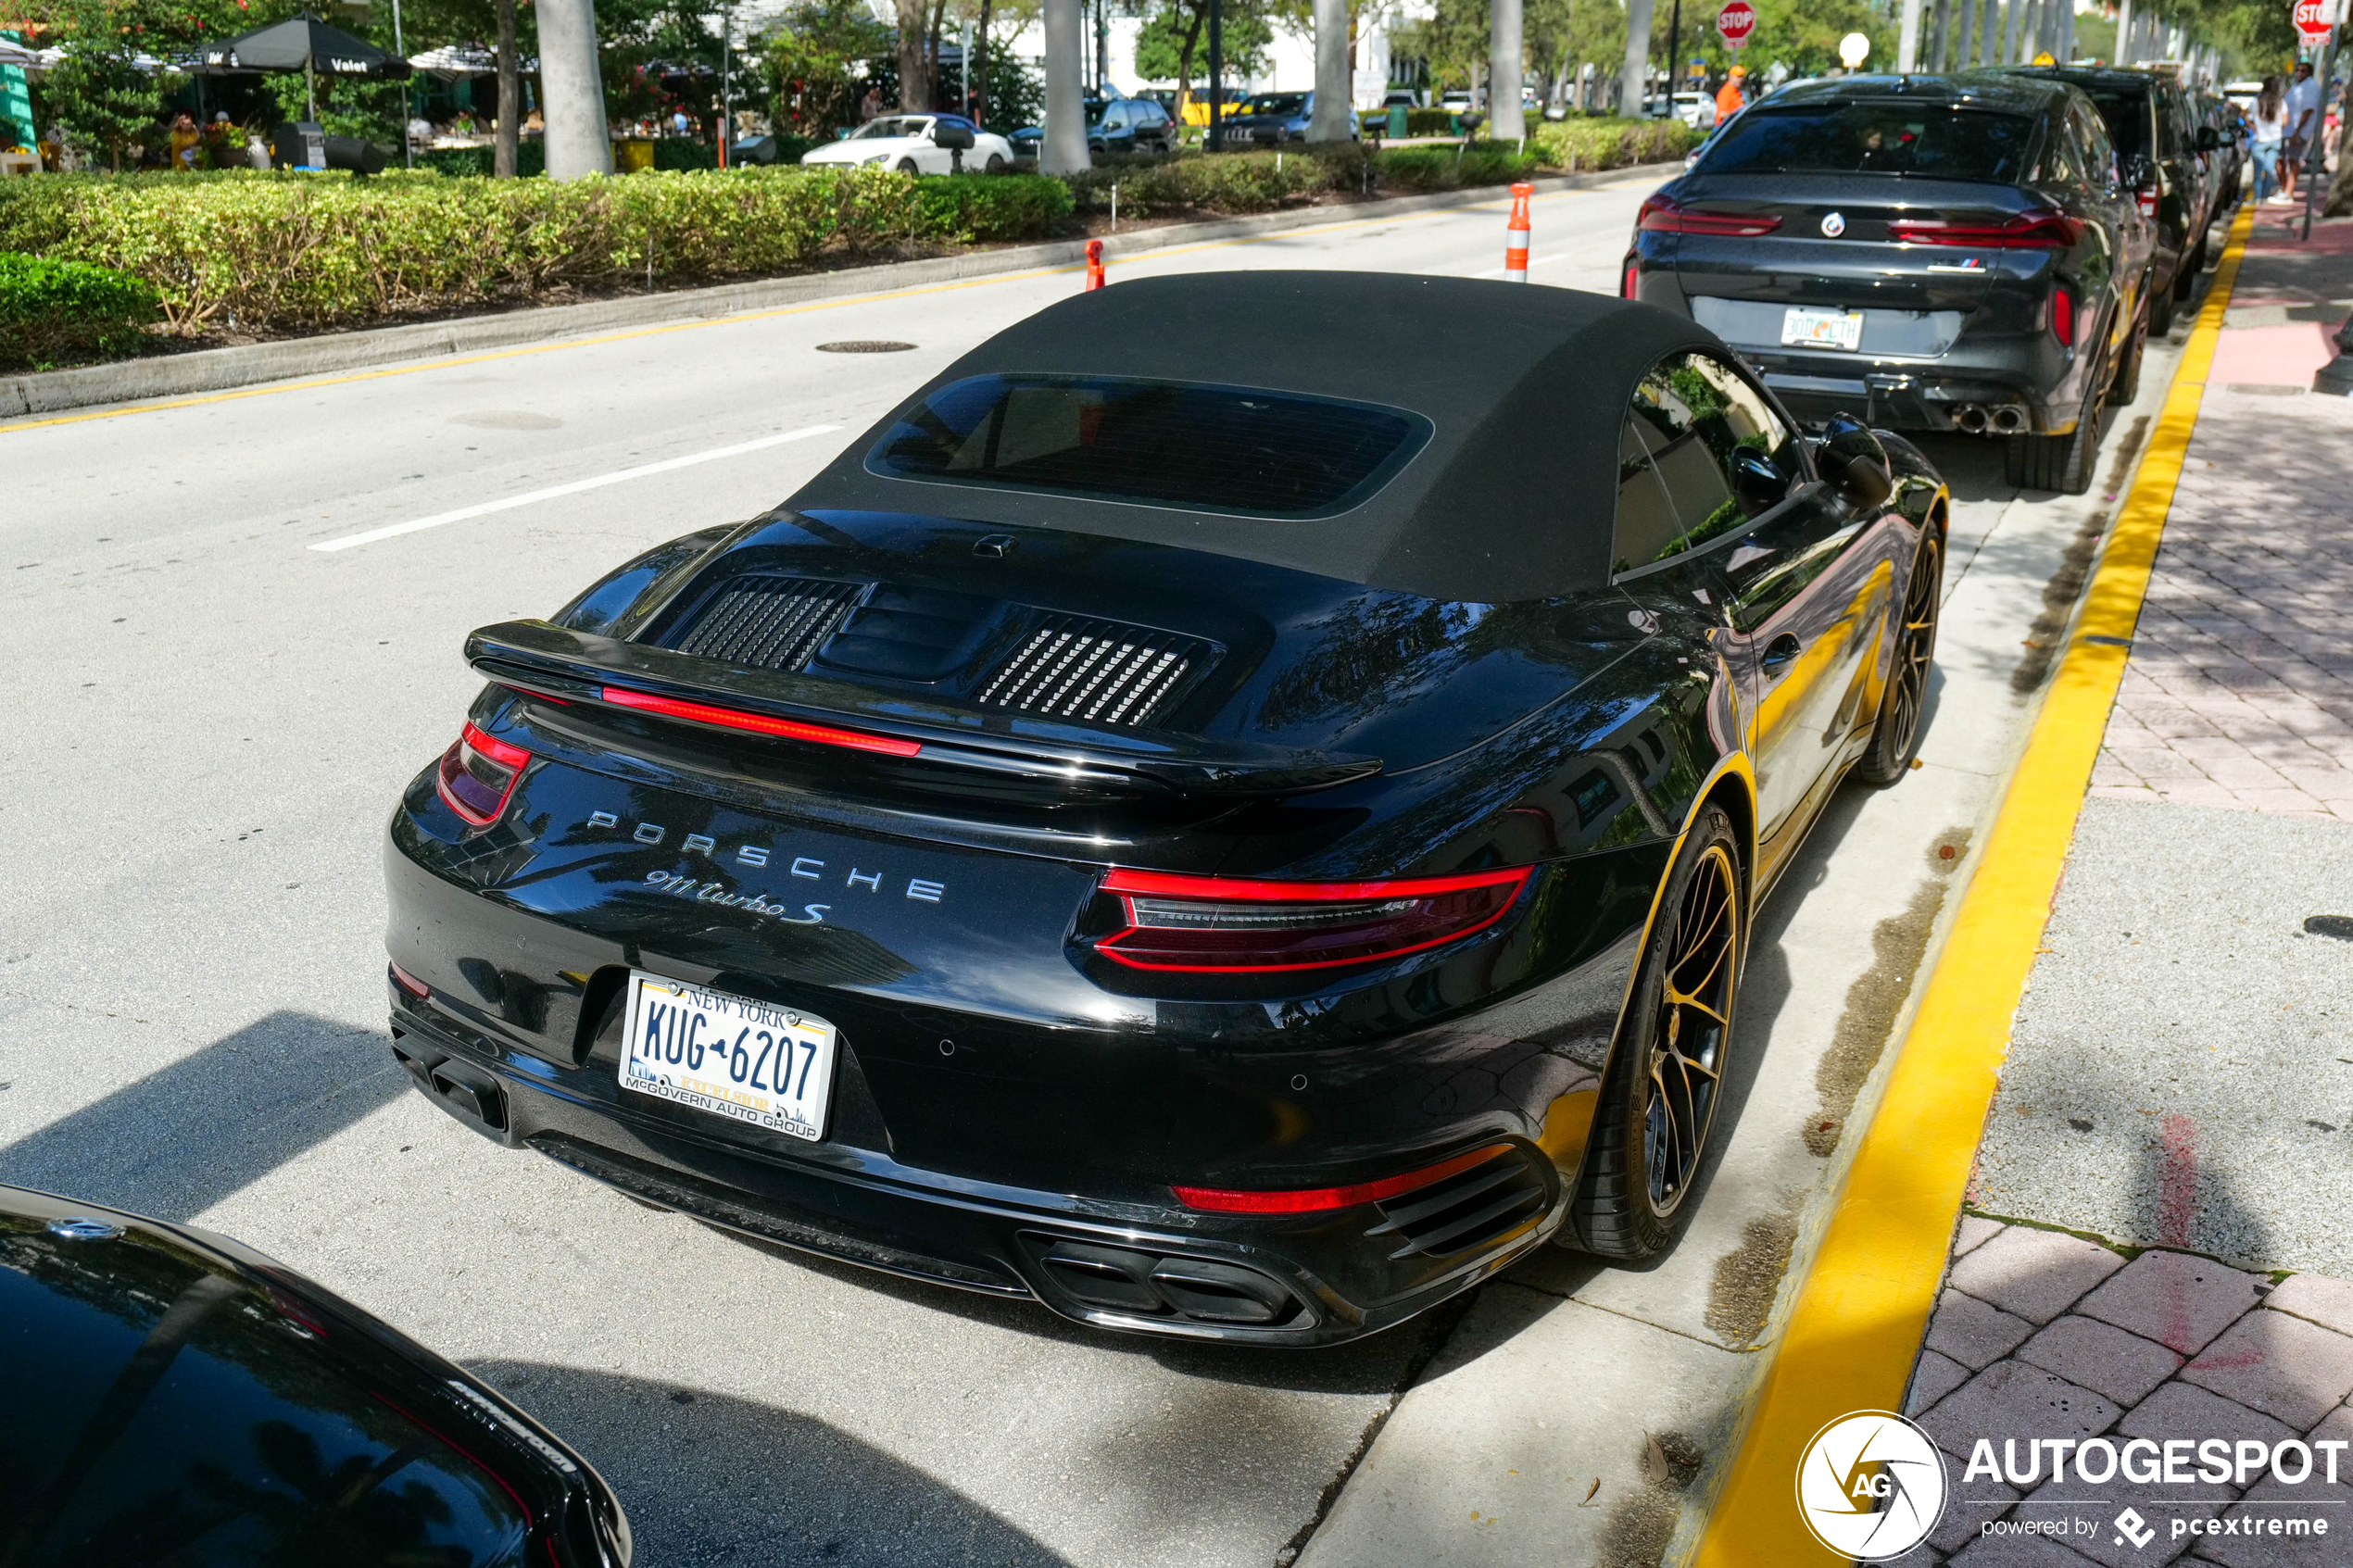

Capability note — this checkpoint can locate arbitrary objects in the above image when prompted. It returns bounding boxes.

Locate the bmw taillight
[1886,209,2085,248]
[2136,189,2158,219]
[1092,866,1532,972]
[435,721,530,827]
[1636,195,1782,236]
[2051,286,2076,346]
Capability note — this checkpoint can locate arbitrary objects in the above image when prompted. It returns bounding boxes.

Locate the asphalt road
[0,175,2145,1568]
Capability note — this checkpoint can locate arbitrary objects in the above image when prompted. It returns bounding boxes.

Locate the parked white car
[800,114,1016,175]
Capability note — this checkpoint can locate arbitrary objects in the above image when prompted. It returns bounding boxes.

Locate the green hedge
[0,250,162,370]
[1529,117,1693,169]
[0,167,1068,336]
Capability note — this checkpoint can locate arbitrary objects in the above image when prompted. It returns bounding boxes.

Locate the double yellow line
[1692,202,2258,1566]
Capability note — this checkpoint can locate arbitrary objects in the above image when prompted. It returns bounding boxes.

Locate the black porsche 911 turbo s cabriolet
[382,274,1948,1347]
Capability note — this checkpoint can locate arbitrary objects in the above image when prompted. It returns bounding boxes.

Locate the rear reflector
[1636,195,1782,236]
[598,686,923,758]
[389,962,430,1000]
[1886,210,2084,248]
[435,721,531,827]
[2051,286,2076,346]
[1175,1143,1517,1215]
[1095,865,1531,972]
[1621,257,1642,300]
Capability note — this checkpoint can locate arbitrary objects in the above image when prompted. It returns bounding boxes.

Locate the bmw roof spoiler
[465,620,1384,799]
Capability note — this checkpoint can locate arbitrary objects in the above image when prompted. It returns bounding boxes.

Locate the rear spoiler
[465,620,1384,799]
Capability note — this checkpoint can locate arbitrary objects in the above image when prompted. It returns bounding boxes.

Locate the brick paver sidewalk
[1892,215,2353,1565]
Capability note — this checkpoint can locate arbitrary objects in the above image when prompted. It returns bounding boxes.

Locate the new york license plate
[1781,307,1866,351]
[619,973,835,1143]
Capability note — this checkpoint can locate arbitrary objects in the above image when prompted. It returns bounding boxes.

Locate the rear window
[1698,103,2038,182]
[869,374,1429,517]
[2080,87,2151,159]
[1245,94,1307,117]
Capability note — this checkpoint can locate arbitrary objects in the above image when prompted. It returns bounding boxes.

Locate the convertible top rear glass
[868,374,1429,518]
[1700,103,2037,182]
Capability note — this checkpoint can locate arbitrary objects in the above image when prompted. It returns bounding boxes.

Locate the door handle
[1760,633,1803,676]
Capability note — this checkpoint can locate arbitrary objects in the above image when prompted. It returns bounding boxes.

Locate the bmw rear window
[1699,104,2037,182]
[868,374,1429,517]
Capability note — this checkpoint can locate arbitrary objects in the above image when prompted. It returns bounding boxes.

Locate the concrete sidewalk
[1896,214,2353,1567]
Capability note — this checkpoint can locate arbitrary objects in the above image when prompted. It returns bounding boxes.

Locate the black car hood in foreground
[790,272,1720,603]
[0,1185,629,1568]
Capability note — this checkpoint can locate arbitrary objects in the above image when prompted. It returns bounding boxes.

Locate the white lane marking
[308,424,842,553]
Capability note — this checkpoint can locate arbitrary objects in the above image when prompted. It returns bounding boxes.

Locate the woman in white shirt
[2250,76,2287,204]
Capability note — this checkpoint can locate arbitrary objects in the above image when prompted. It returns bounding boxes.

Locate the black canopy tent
[201,13,409,121]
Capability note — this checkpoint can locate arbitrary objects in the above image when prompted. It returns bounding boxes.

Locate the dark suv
[2002,67,2223,333]
[1624,73,2153,493]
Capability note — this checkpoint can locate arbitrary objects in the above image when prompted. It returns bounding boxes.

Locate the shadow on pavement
[467,1359,1074,1567]
[0,1010,405,1221]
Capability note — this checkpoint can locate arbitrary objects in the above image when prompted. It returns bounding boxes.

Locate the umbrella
[201,13,408,119]
[0,38,39,69]
[408,42,536,78]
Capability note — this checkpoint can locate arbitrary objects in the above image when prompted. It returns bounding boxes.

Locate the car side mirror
[1732,451,1793,518]
[934,121,975,151]
[2196,126,2221,153]
[1816,413,1894,510]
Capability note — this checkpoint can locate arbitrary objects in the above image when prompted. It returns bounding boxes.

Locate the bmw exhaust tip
[1955,405,1989,434]
[1991,406,2027,433]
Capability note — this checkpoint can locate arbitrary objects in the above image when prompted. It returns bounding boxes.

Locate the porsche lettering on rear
[585,811,947,902]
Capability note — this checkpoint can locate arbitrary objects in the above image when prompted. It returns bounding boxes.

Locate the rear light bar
[1094,865,1532,972]
[1175,1143,1516,1215]
[1886,210,2085,248]
[598,686,922,759]
[1637,195,1782,236]
[435,721,531,827]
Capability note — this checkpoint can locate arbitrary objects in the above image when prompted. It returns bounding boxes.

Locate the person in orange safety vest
[1715,65,1747,124]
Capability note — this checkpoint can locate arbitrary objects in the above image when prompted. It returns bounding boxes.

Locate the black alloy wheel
[985,153,1007,173]
[1571,804,1743,1261]
[1856,531,1944,784]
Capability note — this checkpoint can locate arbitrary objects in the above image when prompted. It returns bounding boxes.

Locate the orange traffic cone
[1503,182,1533,282]
[1085,239,1106,292]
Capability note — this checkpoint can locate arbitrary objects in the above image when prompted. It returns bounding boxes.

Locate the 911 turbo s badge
[641,871,831,924]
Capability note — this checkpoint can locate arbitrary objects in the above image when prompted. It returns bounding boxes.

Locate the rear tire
[1569,805,1742,1262]
[2150,273,2177,336]
[896,157,919,174]
[2005,375,2106,495]
[2174,238,2202,299]
[2112,307,2149,405]
[1854,532,1943,785]
[985,153,1007,173]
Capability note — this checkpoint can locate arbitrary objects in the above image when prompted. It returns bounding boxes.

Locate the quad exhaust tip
[1992,406,2028,433]
[1956,406,1990,433]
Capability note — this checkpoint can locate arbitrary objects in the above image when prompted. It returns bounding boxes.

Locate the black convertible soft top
[786,271,1723,603]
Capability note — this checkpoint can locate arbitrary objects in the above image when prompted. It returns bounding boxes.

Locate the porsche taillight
[435,721,531,826]
[1092,866,1532,972]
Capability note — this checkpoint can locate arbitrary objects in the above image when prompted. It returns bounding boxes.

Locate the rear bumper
[1744,356,2073,434]
[386,996,1562,1347]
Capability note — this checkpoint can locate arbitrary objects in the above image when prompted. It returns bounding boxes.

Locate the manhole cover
[816,340,917,354]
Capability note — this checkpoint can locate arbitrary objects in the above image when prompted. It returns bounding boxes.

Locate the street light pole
[392,0,410,168]
[1209,0,1224,150]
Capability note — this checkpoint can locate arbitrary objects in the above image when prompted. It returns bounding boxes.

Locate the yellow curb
[1692,201,2257,1567]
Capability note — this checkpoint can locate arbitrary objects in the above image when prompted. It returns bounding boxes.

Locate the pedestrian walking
[2251,75,2286,204]
[860,85,883,122]
[2282,60,2320,203]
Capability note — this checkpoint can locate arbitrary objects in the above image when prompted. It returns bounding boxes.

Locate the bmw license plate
[1780,307,1866,352]
[619,973,835,1143]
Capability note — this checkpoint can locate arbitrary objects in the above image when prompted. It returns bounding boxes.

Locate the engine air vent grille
[1365,1147,1549,1261]
[975,615,1213,728]
[667,576,863,672]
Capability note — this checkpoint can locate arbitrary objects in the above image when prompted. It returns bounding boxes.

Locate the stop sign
[2294,0,2333,38]
[1718,0,1757,48]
